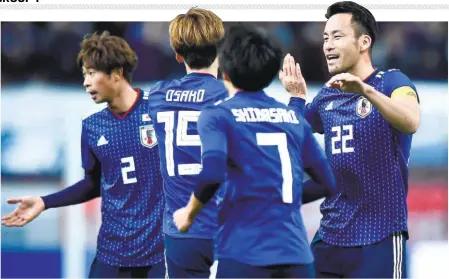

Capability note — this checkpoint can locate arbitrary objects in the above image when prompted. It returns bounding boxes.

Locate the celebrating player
[146,8,228,279]
[173,23,337,278]
[280,1,420,278]
[2,32,166,278]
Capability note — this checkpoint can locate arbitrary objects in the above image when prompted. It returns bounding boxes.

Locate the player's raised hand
[279,53,307,98]
[1,196,46,227]
[326,73,370,95]
[173,207,194,233]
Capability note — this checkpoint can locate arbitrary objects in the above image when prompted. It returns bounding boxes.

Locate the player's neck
[108,84,139,114]
[184,59,218,79]
[348,57,375,81]
[223,80,240,96]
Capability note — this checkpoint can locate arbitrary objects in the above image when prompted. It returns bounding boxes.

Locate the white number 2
[157,111,202,177]
[331,125,354,154]
[121,156,137,184]
[256,133,293,203]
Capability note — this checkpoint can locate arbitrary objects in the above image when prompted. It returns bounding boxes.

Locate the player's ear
[175,53,184,63]
[111,68,123,81]
[359,35,371,52]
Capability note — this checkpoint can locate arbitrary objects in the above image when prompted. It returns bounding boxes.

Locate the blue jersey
[293,69,418,246]
[198,90,324,266]
[148,73,228,239]
[81,89,164,266]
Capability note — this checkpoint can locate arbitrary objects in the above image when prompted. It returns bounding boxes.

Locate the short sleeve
[384,70,420,103]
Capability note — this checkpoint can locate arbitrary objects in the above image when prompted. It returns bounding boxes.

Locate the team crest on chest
[139,125,158,148]
[356,96,372,118]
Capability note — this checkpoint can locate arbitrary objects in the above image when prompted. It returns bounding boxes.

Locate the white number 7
[256,133,293,203]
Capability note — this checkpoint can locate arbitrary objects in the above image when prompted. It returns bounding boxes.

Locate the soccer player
[146,8,228,279]
[173,23,337,278]
[280,1,420,278]
[2,32,166,278]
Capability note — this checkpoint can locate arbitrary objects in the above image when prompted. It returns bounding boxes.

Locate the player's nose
[83,78,90,88]
[324,39,335,51]
[324,42,335,52]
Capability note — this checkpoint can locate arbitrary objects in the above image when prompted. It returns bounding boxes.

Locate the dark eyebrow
[323,30,343,36]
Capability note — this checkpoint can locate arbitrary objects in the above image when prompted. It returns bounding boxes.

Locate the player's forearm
[303,160,337,204]
[363,85,420,134]
[186,153,226,220]
[288,97,306,117]
[302,180,330,204]
[185,193,206,221]
[288,97,321,134]
[192,152,226,205]
[41,171,100,209]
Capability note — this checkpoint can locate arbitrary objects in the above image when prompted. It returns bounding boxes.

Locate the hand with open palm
[2,196,46,227]
[279,53,307,99]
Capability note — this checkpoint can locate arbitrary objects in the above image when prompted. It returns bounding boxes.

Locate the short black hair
[325,1,378,49]
[218,23,283,92]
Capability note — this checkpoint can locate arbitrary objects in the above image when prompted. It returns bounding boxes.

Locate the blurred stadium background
[1,22,448,278]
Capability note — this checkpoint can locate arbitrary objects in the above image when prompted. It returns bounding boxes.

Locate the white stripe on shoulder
[215,95,233,106]
[142,90,150,100]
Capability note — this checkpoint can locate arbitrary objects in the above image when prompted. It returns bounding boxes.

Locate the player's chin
[328,65,343,76]
[92,95,105,104]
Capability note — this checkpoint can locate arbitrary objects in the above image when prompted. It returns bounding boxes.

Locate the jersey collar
[108,88,142,120]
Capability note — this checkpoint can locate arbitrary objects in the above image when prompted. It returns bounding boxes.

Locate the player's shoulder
[200,96,235,120]
[378,68,416,94]
[148,80,174,94]
[212,95,235,107]
[140,88,151,100]
[377,68,412,83]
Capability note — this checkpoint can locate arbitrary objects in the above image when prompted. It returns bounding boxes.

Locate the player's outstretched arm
[173,107,228,233]
[301,121,337,204]
[40,168,101,209]
[326,72,420,134]
[41,124,102,209]
[2,126,102,227]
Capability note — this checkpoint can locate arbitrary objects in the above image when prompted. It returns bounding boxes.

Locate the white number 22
[256,133,293,203]
[331,125,354,154]
[157,111,202,177]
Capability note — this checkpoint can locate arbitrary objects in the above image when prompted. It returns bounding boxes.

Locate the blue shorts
[88,257,166,278]
[216,258,315,278]
[311,231,408,278]
[164,234,214,278]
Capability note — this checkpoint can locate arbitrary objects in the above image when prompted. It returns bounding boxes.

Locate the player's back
[213,90,313,266]
[148,73,228,238]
